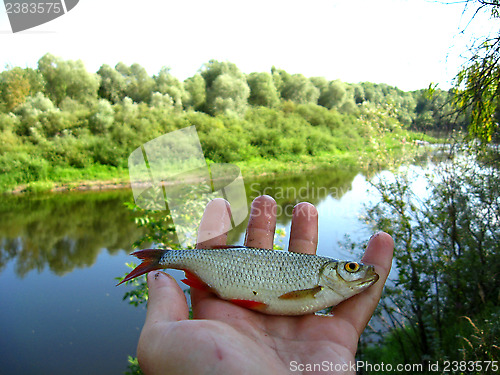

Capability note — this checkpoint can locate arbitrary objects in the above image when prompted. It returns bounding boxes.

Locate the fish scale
[118,246,379,315]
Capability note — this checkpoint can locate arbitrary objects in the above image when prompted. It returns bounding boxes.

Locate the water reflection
[0,190,143,277]
[0,166,359,278]
[229,167,358,243]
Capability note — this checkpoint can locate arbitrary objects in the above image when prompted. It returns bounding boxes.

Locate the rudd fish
[117,246,379,316]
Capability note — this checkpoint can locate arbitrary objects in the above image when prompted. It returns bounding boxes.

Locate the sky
[0,0,498,91]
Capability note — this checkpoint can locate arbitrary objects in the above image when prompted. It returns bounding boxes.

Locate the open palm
[137,196,393,374]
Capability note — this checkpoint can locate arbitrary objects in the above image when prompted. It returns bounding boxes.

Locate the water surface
[0,168,387,374]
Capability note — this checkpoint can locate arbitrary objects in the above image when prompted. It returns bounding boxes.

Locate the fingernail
[148,270,168,282]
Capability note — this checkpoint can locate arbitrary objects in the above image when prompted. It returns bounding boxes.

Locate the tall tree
[38,53,100,106]
[115,62,155,104]
[454,0,500,142]
[184,74,206,111]
[200,60,250,115]
[97,64,127,104]
[247,72,280,107]
[0,67,44,112]
[153,67,186,109]
[280,73,319,105]
[318,79,347,109]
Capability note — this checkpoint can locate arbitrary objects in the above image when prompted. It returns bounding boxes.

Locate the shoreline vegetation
[5,141,434,194]
[1,55,449,194]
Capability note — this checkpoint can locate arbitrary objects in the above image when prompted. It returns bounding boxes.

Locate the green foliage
[89,99,114,134]
[97,64,127,104]
[0,66,44,112]
[124,356,143,375]
[358,144,500,368]
[451,0,500,142]
[38,53,100,106]
[183,73,206,110]
[115,62,155,103]
[455,54,500,142]
[210,73,250,116]
[201,60,250,115]
[117,262,149,307]
[0,54,447,193]
[247,72,280,107]
[153,67,186,109]
[317,79,347,110]
[280,72,320,104]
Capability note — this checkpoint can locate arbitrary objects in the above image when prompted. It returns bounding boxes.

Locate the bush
[0,151,51,189]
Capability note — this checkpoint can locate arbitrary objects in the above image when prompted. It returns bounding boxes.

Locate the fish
[117,246,379,316]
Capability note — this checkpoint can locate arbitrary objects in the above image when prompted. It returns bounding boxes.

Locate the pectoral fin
[229,299,267,311]
[181,270,212,292]
[278,286,324,300]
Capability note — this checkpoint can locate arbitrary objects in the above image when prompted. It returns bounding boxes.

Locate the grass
[2,140,429,194]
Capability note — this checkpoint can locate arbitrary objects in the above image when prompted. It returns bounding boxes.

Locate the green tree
[360,147,500,366]
[150,92,174,109]
[38,53,100,106]
[361,82,383,104]
[352,83,366,104]
[246,72,280,107]
[210,73,250,116]
[115,62,155,104]
[89,99,115,134]
[318,79,347,109]
[271,66,287,95]
[280,73,319,105]
[453,1,500,142]
[0,67,44,112]
[184,74,206,110]
[97,64,127,104]
[200,60,250,116]
[153,67,186,109]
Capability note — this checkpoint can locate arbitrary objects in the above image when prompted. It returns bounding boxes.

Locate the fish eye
[344,262,360,273]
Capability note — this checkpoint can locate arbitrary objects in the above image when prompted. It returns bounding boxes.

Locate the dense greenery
[357,145,500,373]
[0,190,142,277]
[1,54,445,193]
[356,2,500,372]
[453,0,500,142]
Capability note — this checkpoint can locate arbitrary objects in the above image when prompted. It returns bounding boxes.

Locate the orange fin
[229,299,267,311]
[116,249,166,286]
[181,270,211,291]
[278,286,324,300]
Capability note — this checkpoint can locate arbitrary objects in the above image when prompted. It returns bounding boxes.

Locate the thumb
[145,271,189,323]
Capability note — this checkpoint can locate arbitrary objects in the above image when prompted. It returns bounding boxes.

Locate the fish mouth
[357,272,379,287]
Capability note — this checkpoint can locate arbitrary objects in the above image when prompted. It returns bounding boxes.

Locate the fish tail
[116,249,166,286]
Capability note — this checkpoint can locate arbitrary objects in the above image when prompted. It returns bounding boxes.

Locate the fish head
[320,261,379,295]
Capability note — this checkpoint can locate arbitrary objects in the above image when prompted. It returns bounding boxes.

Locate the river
[0,165,422,375]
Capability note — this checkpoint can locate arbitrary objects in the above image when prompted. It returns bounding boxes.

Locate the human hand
[137,195,394,374]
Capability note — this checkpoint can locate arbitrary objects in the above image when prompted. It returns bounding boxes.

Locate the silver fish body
[120,247,379,316]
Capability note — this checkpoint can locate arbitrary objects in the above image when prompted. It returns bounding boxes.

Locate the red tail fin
[116,249,166,286]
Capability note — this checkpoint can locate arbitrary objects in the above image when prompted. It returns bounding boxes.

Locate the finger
[192,198,232,307]
[288,202,318,254]
[333,232,394,335]
[196,198,232,248]
[244,195,277,249]
[144,271,189,324]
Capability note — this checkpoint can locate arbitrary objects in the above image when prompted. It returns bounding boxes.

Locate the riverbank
[6,139,429,194]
